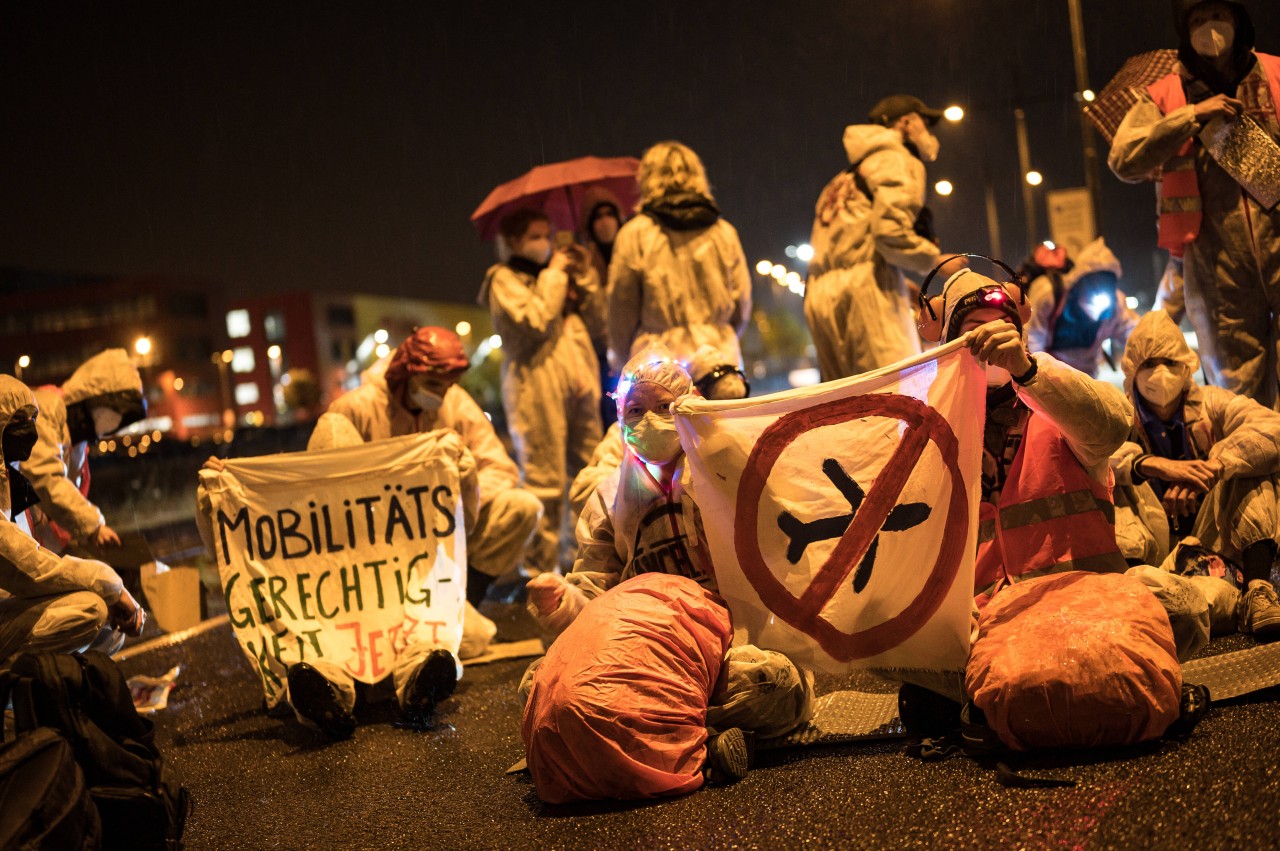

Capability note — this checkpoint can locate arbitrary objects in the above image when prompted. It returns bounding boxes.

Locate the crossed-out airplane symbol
[777,458,932,593]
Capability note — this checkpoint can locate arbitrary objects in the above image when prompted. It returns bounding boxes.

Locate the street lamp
[15,355,29,381]
[934,180,954,196]
[455,321,472,337]
[795,243,814,262]
[943,105,965,122]
[374,329,389,345]
[134,336,152,357]
[1025,170,1044,186]
[756,260,773,276]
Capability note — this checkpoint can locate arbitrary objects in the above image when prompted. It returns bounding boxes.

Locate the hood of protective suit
[1173,0,1257,91]
[306,412,365,451]
[842,125,909,166]
[686,344,737,385]
[1062,237,1122,289]
[1120,309,1201,398]
[62,349,143,406]
[0,376,37,450]
[0,375,39,517]
[939,270,1027,343]
[615,344,693,419]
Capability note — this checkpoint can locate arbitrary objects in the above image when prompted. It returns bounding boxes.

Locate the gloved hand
[109,588,147,637]
[525,572,588,642]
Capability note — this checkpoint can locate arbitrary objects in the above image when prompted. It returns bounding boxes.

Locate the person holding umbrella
[606,141,752,371]
[1109,0,1280,408]
[479,208,605,575]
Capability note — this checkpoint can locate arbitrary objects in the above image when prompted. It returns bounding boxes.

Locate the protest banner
[199,431,469,706]
[674,337,984,675]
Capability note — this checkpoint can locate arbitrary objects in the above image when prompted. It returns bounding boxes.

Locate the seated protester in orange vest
[1110,310,1280,640]
[327,327,542,613]
[1,376,145,662]
[524,345,812,750]
[930,268,1134,607]
[1109,0,1280,408]
[1022,238,1140,379]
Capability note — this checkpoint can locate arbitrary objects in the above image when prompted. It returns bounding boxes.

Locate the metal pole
[1014,108,1038,253]
[984,180,1004,261]
[1067,0,1103,228]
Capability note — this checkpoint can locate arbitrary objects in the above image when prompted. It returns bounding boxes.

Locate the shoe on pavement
[287,663,356,740]
[1239,579,1280,641]
[704,727,753,785]
[401,649,458,723]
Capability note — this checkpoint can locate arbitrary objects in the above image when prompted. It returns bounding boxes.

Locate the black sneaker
[1239,580,1280,641]
[704,727,753,785]
[287,663,356,740]
[401,649,458,725]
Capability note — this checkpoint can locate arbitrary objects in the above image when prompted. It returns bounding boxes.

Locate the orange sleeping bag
[521,573,733,803]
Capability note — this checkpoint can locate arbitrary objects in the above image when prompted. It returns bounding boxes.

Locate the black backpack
[0,651,191,850]
[0,727,102,850]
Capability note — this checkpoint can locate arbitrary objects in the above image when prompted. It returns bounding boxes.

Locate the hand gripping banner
[199,431,468,706]
[675,338,984,675]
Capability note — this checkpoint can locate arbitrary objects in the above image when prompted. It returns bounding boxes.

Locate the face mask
[1190,21,1234,58]
[623,412,683,464]
[1137,365,1187,407]
[985,364,1012,388]
[912,129,940,162]
[91,407,124,437]
[2,421,38,463]
[515,238,552,265]
[409,388,445,413]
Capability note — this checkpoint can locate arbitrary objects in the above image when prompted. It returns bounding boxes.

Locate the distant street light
[943,105,965,122]
[15,355,29,381]
[755,259,773,276]
[795,243,814,262]
[134,336,152,357]
[455,321,472,336]
[267,345,282,360]
[934,180,954,196]
[770,264,786,279]
[1025,170,1044,186]
[374,329,389,344]
[375,343,391,359]
[1081,89,1096,102]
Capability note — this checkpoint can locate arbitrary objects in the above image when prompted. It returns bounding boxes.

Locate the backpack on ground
[0,651,190,850]
[0,727,102,850]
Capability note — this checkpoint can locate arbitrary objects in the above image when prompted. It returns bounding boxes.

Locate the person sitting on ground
[1023,238,1139,379]
[567,344,749,522]
[21,349,147,556]
[0,376,144,662]
[327,327,542,609]
[1110,310,1280,640]
[526,346,812,750]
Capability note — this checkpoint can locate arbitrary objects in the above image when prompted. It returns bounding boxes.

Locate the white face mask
[91,407,124,437]
[409,388,445,413]
[623,412,683,464]
[515,238,552,265]
[1137,365,1187,407]
[1191,21,1234,58]
[985,364,1013,388]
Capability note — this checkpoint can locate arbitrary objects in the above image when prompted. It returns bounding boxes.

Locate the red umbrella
[1085,49,1179,147]
[470,156,641,241]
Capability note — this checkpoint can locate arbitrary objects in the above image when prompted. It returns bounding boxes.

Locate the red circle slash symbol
[733,393,968,661]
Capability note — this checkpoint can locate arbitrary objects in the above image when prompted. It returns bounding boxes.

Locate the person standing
[606,141,751,371]
[579,187,627,429]
[1109,0,1280,407]
[805,94,964,380]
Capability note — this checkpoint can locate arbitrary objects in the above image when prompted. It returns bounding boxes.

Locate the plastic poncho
[1025,237,1139,378]
[605,209,751,372]
[479,256,604,572]
[21,350,143,550]
[1109,47,1280,407]
[804,125,940,380]
[1110,310,1280,563]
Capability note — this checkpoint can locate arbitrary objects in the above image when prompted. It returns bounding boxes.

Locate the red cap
[385,327,470,398]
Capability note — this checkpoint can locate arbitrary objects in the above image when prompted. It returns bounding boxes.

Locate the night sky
[3,1,1278,305]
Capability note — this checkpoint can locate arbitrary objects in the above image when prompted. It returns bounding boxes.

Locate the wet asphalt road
[113,598,1280,851]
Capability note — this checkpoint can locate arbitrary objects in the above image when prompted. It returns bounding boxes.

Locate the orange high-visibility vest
[1147,53,1280,257]
[974,412,1127,605]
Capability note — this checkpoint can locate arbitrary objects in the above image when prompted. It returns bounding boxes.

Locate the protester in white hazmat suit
[1109,310,1280,640]
[1024,237,1139,378]
[1109,0,1280,408]
[804,94,966,380]
[21,349,147,555]
[566,344,748,523]
[606,141,752,371]
[479,208,604,574]
[0,376,144,662]
[525,346,813,745]
[327,327,542,606]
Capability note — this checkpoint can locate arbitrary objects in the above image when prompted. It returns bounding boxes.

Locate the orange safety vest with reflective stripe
[1147,53,1280,258]
[974,411,1126,605]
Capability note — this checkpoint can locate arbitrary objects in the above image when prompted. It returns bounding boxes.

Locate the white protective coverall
[1025,237,1139,378]
[479,259,604,572]
[327,374,541,581]
[1110,311,1280,567]
[804,125,941,380]
[567,422,623,523]
[1109,58,1280,408]
[0,376,124,661]
[605,212,752,371]
[21,349,142,552]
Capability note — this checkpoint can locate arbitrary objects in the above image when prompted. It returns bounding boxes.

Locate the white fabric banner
[199,431,468,706]
[674,338,984,674]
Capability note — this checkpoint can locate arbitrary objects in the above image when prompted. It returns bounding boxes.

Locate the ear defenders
[916,254,1031,343]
